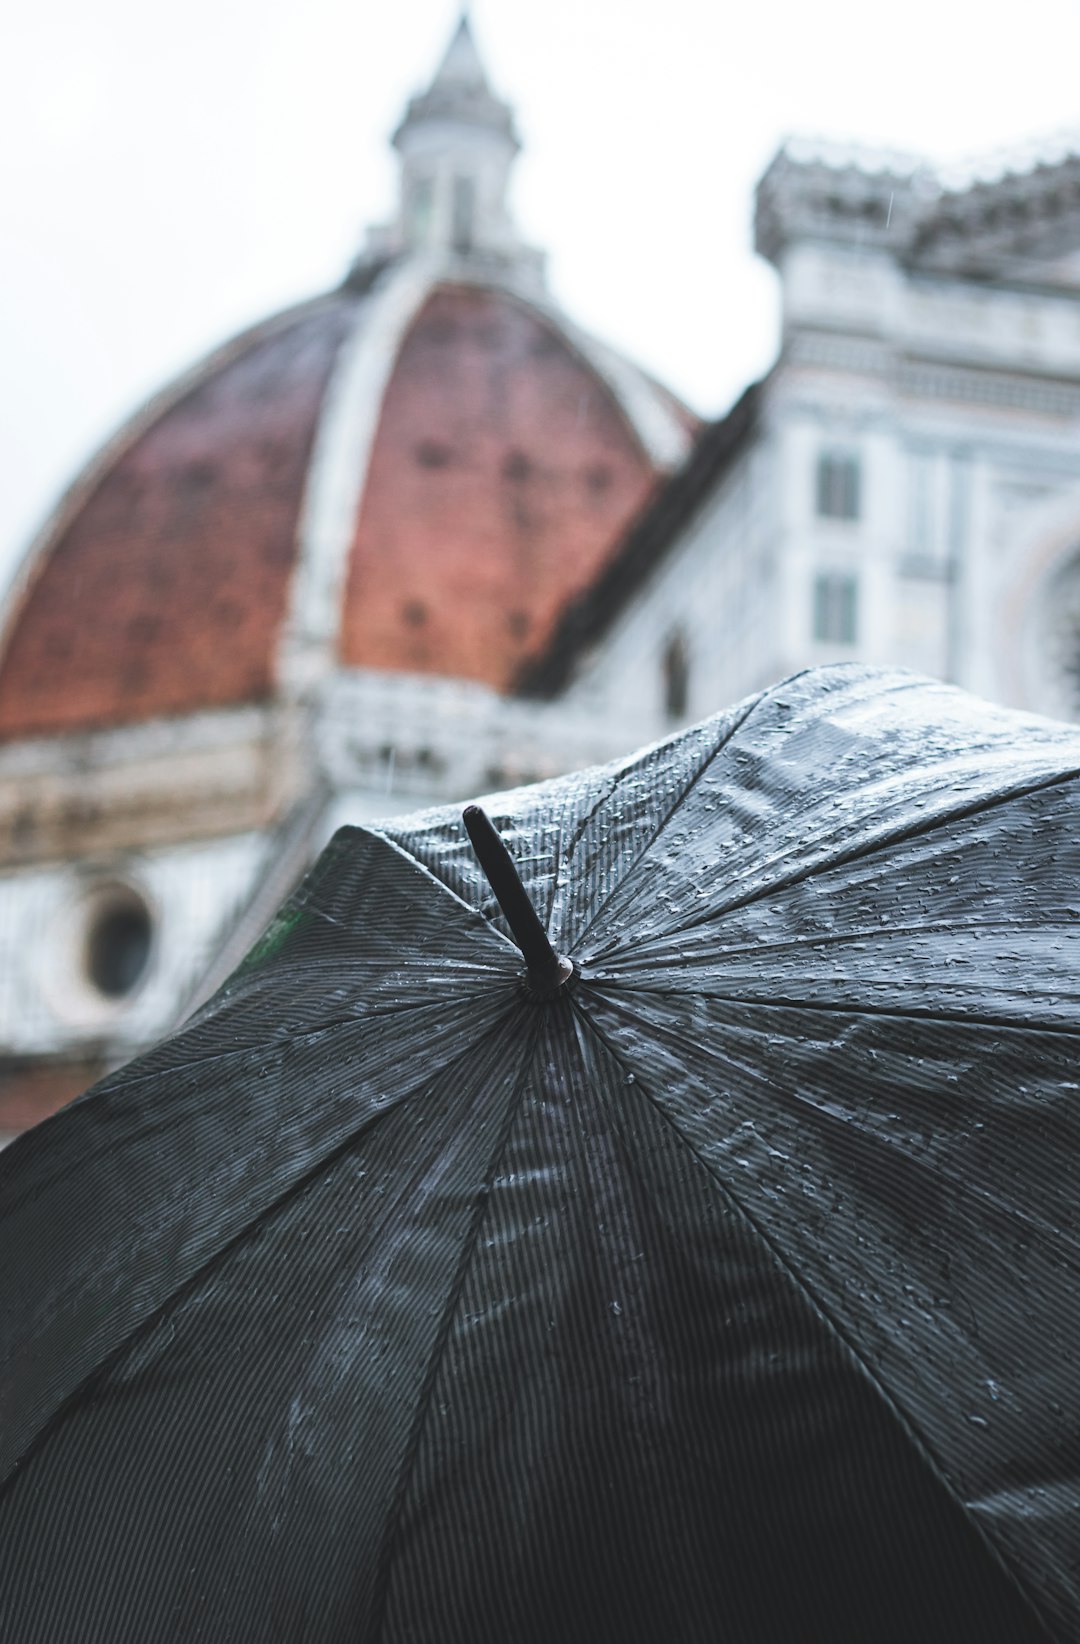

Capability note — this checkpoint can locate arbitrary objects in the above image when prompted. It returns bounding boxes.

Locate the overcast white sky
[2,0,1079,588]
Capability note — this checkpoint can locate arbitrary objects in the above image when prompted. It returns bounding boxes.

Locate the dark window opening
[816,451,861,520]
[530,331,561,358]
[813,572,858,645]
[452,175,475,254]
[120,660,150,694]
[85,890,152,999]
[502,449,532,483]
[420,317,457,346]
[415,439,453,469]
[180,459,216,493]
[408,177,434,245]
[127,614,162,644]
[662,632,690,719]
[11,808,34,850]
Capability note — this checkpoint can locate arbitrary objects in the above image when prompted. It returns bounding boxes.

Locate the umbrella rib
[367,827,521,954]
[74,993,507,1105]
[366,1017,542,1641]
[568,683,769,951]
[596,913,1080,963]
[535,717,750,931]
[588,763,1080,960]
[582,989,1080,1268]
[567,993,1056,1638]
[536,765,638,930]
[581,979,1080,1041]
[775,1072,1080,1267]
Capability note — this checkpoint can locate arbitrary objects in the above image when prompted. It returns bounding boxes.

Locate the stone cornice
[782,329,1080,418]
[912,156,1080,274]
[756,140,1080,283]
[0,704,308,866]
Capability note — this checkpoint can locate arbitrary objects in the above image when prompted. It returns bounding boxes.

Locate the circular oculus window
[83,887,153,1000]
[39,878,157,1030]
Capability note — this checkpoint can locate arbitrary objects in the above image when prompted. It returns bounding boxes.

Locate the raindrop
[968,1413,990,1429]
[610,1300,623,1316]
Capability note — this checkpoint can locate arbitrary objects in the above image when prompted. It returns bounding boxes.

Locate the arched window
[662,631,690,719]
[1039,548,1080,717]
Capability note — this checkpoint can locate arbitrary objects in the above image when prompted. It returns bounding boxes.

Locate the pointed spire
[393,12,518,149]
[430,13,490,94]
[354,14,545,287]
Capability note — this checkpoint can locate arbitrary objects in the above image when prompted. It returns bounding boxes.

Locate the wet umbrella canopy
[3,665,1080,1642]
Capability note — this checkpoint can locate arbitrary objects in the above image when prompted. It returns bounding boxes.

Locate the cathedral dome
[0,18,695,742]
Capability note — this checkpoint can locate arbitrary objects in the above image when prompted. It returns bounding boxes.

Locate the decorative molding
[897,358,1080,417]
[755,138,1080,282]
[0,703,306,866]
[783,327,1080,416]
[0,702,279,780]
[755,145,931,266]
[317,667,643,801]
[784,331,897,378]
[913,155,1080,274]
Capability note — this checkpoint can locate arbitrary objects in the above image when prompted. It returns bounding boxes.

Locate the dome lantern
[370,13,540,280]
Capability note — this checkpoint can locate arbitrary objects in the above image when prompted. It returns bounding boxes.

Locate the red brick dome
[0,298,350,739]
[0,269,694,741]
[0,14,700,742]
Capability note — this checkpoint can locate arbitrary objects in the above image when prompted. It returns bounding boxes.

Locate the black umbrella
[2,664,1079,1643]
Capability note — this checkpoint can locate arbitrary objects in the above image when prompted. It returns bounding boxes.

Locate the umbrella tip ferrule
[462,805,574,999]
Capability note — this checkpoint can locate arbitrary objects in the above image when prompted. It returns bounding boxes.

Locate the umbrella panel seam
[588,764,1080,960]
[80,997,511,1104]
[0,1006,524,1496]
[599,913,1080,962]
[362,827,521,956]
[566,687,768,953]
[581,983,1080,1041]
[576,982,1080,1291]
[366,1016,542,1643]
